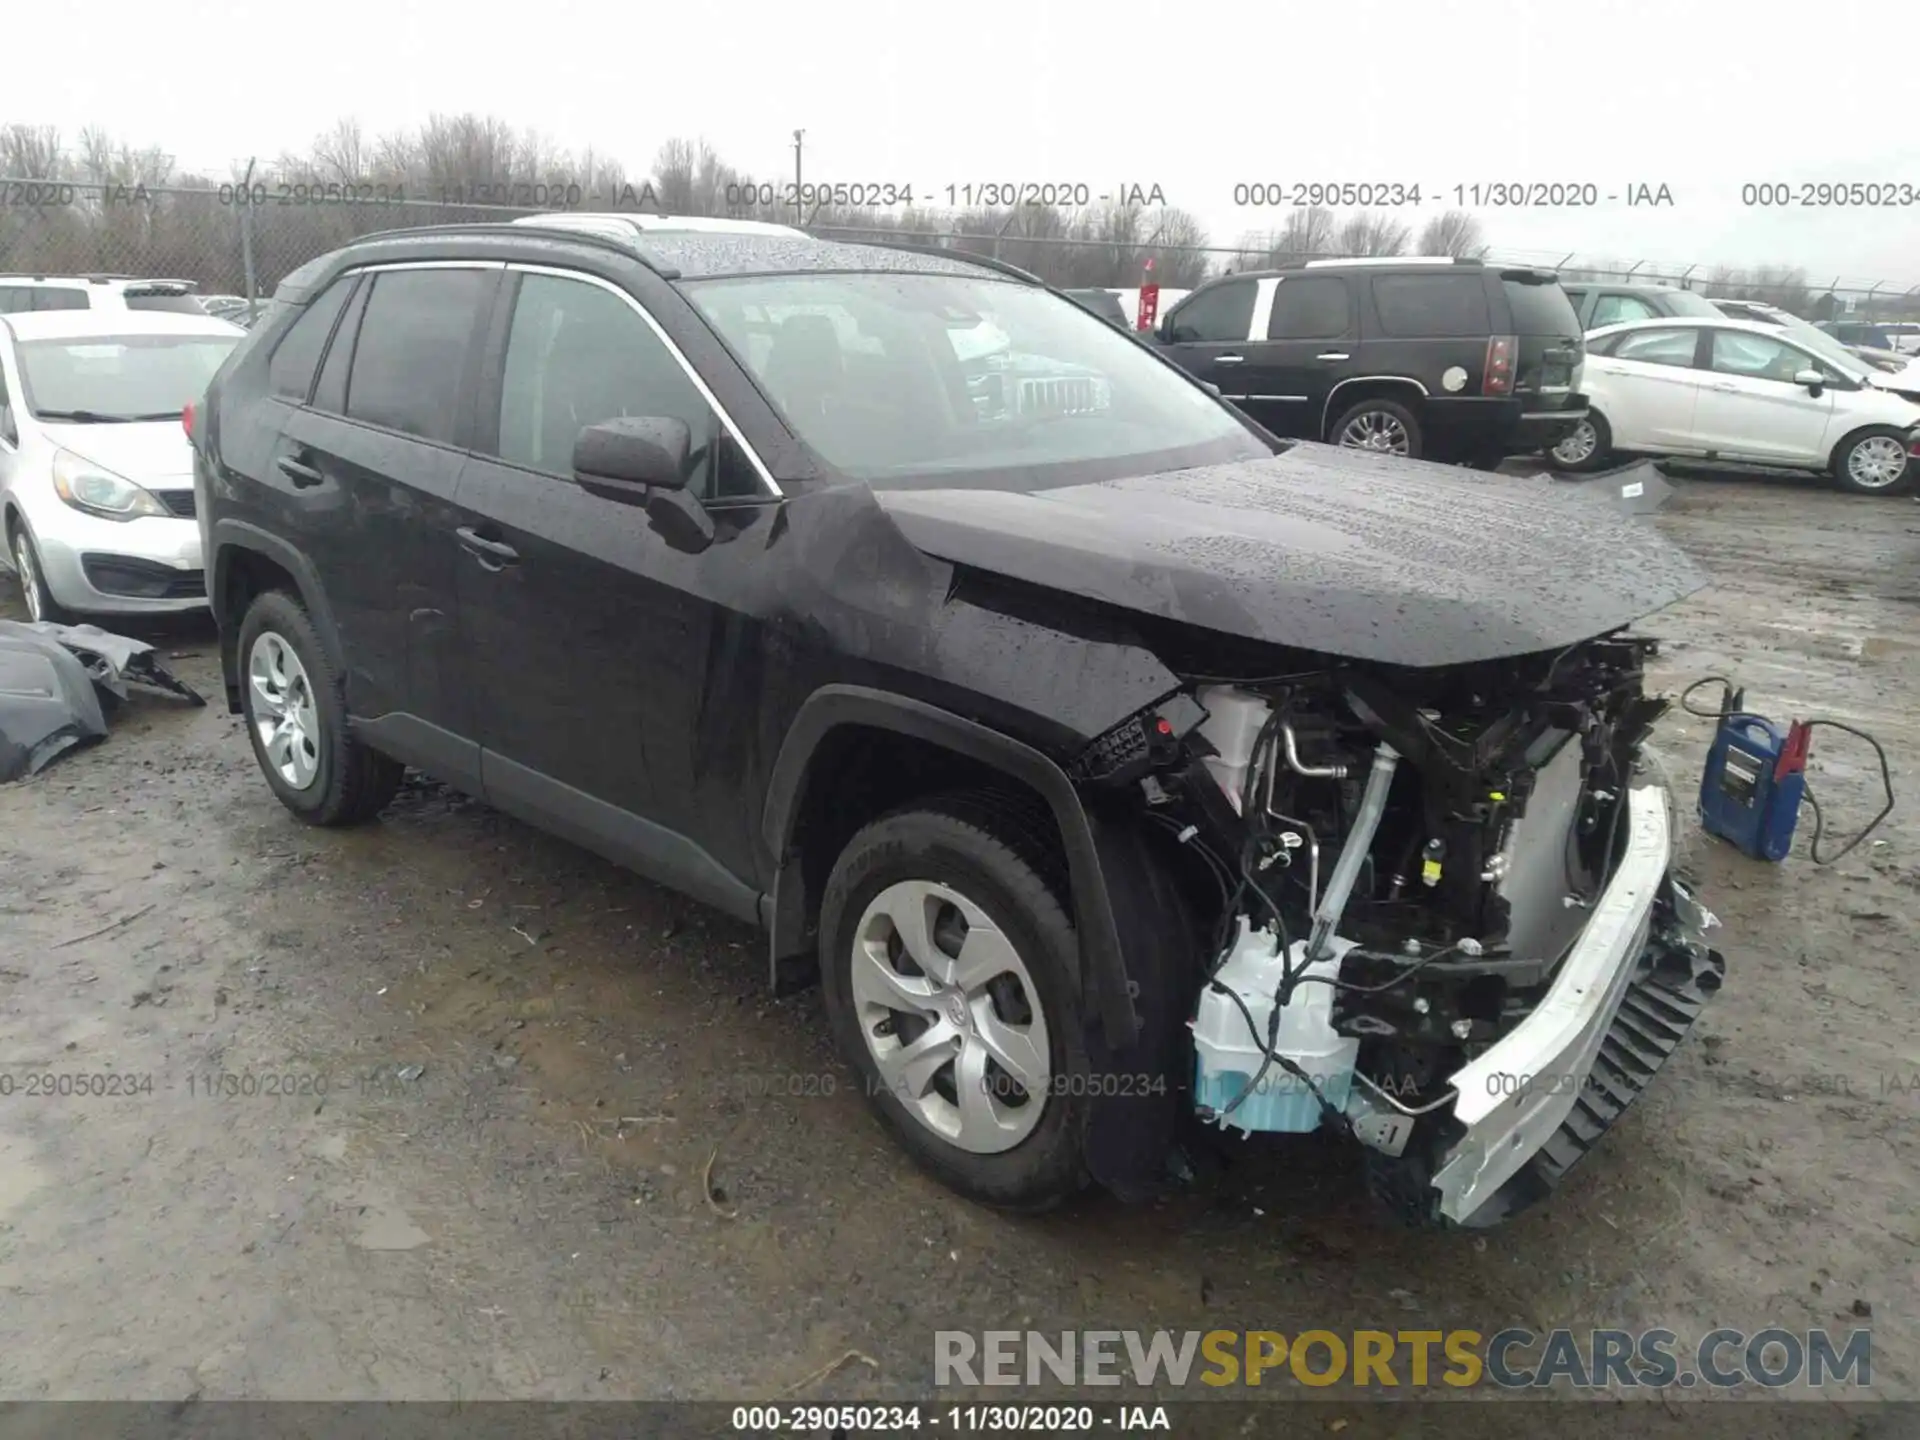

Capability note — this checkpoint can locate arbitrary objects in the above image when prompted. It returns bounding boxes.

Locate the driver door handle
[1317,352,1350,362]
[1706,382,1739,393]
[1213,354,1245,365]
[456,526,520,567]
[276,454,323,488]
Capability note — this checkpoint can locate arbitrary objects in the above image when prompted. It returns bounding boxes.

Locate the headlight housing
[51,449,167,522]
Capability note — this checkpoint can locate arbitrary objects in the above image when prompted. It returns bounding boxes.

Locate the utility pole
[792,129,805,226]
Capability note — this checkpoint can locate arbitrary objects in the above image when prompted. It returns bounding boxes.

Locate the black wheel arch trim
[761,684,1140,1049]
[209,519,346,714]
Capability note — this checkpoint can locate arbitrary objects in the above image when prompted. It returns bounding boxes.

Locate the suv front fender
[761,684,1140,1050]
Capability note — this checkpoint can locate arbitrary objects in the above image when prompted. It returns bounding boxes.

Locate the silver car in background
[0,311,241,621]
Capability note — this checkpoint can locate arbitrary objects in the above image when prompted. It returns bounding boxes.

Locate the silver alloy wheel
[1846,434,1909,489]
[1552,418,1599,467]
[12,533,42,622]
[850,878,1052,1154]
[1338,408,1411,455]
[248,630,322,791]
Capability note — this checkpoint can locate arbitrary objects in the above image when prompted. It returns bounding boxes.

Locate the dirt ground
[1,466,1914,1434]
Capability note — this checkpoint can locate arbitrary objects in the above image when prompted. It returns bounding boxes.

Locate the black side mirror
[572,416,692,503]
[572,415,717,555]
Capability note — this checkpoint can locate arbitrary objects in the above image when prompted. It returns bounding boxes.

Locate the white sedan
[1548,317,1920,495]
[0,310,242,619]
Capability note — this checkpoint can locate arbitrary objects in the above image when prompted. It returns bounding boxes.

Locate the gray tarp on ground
[0,621,203,782]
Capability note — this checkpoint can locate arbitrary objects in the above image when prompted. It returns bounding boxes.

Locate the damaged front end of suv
[1070,632,1724,1227]
[865,449,1727,1227]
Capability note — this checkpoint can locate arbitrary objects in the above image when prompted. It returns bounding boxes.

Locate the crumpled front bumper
[1359,780,1725,1226]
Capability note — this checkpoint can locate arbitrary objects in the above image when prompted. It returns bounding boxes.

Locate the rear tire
[1330,398,1423,460]
[1831,427,1916,495]
[819,795,1092,1212]
[1547,411,1613,473]
[237,589,402,826]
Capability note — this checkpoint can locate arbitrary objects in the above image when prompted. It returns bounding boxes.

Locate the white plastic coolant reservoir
[1191,918,1360,1135]
[1195,686,1271,814]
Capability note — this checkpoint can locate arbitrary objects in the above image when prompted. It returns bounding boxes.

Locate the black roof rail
[833,238,1044,286]
[341,221,682,279]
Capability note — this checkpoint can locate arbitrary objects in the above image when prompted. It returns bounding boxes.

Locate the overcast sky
[12,0,1920,284]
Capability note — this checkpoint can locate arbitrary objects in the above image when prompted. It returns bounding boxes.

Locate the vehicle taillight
[1483,336,1516,396]
[182,400,195,439]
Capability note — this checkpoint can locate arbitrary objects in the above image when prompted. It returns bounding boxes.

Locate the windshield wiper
[34,409,144,423]
[124,410,184,421]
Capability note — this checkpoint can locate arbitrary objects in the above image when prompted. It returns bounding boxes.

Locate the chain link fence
[4,177,1917,321]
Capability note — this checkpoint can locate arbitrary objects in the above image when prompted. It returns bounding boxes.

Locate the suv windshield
[683,273,1268,484]
[17,333,238,420]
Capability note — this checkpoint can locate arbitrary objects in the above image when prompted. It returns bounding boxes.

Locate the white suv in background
[0,275,208,315]
[1548,316,1920,495]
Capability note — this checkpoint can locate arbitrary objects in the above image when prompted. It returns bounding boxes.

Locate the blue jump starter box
[1698,697,1811,862]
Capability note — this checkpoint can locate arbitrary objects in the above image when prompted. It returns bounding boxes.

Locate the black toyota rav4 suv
[192,218,1723,1226]
[1151,258,1587,464]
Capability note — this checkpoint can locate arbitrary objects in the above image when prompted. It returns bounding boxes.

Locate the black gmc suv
[191,218,1722,1226]
[1149,258,1587,464]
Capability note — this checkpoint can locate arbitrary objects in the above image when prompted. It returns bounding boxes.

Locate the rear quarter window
[31,288,89,312]
[268,276,355,401]
[1370,274,1490,337]
[1501,278,1580,336]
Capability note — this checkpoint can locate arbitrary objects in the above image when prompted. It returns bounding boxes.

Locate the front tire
[1330,397,1423,459]
[819,796,1091,1211]
[1547,411,1613,473]
[237,589,402,825]
[9,521,74,625]
[1831,427,1916,495]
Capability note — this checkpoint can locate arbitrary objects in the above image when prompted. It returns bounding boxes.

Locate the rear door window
[1266,276,1351,339]
[342,268,489,443]
[1166,280,1256,343]
[1370,274,1489,337]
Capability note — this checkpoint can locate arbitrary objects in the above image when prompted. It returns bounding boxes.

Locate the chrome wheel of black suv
[820,798,1090,1211]
[1334,399,1421,457]
[237,590,402,826]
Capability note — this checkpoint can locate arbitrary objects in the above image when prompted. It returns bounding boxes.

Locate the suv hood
[44,422,193,486]
[873,443,1709,666]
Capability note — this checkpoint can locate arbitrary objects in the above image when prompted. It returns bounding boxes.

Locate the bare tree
[652,139,698,212]
[1251,206,1337,266]
[0,124,67,179]
[1416,210,1485,258]
[1146,207,1211,289]
[311,119,370,184]
[1332,210,1411,257]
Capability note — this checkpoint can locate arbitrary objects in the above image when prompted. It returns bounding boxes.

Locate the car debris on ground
[0,620,204,782]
